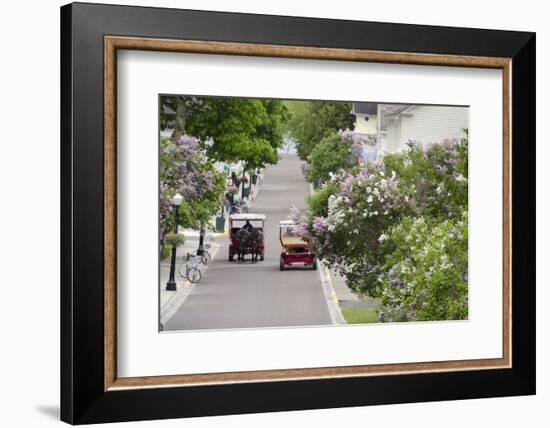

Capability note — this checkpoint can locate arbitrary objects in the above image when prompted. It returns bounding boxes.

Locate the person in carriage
[242,220,254,232]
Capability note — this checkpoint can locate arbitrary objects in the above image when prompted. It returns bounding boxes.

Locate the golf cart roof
[229,213,266,221]
[278,219,296,227]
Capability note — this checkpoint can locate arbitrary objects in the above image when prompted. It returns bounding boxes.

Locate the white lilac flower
[378,234,388,243]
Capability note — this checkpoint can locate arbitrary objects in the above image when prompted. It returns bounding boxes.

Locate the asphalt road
[164,153,333,331]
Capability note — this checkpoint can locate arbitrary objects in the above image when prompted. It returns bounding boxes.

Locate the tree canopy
[284,100,355,160]
[159,136,225,236]
[307,132,357,188]
[161,96,289,171]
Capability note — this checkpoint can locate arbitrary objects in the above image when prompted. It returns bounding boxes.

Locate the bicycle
[178,253,202,284]
[195,242,212,265]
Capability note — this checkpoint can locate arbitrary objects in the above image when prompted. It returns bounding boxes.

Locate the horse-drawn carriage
[228,213,265,262]
[279,219,317,271]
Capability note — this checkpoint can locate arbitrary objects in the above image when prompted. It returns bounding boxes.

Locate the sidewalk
[326,268,380,309]
[159,230,222,327]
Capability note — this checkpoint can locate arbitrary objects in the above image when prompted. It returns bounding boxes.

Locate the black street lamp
[166,193,183,291]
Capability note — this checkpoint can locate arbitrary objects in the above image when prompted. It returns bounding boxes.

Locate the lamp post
[166,193,183,291]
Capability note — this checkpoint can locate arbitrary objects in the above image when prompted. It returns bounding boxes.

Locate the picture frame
[61,2,535,424]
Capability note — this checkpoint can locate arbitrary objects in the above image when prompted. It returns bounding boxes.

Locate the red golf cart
[279,219,317,271]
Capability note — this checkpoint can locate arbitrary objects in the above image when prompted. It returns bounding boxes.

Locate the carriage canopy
[229,213,266,221]
[229,213,266,228]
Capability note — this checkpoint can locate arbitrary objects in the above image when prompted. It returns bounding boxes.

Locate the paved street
[164,153,333,331]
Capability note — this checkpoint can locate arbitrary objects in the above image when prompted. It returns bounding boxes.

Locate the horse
[249,228,264,263]
[234,228,251,261]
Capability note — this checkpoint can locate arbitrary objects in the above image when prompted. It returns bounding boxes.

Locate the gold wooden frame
[104,36,512,391]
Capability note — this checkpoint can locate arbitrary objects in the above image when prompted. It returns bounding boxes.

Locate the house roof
[380,104,411,117]
[352,102,378,115]
[379,104,414,129]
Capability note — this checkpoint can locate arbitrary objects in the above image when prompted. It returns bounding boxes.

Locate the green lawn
[342,306,379,324]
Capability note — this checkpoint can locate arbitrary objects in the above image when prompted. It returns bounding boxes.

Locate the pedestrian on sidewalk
[225,189,234,215]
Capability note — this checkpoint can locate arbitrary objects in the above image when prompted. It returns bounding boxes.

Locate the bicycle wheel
[201,251,211,265]
[178,263,187,278]
[187,267,202,284]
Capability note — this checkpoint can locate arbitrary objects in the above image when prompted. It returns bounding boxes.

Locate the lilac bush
[293,135,469,313]
[377,213,468,321]
[160,135,225,239]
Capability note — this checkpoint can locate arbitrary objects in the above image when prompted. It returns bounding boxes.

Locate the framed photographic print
[61,2,535,424]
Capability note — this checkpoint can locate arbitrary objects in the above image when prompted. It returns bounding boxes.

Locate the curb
[318,261,347,325]
[308,182,346,324]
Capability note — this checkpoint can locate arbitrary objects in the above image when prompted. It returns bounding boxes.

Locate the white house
[351,102,469,158]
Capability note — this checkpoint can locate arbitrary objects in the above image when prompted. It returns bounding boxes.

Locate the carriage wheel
[279,256,285,271]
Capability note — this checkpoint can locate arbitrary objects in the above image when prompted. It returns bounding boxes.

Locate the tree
[285,100,355,160]
[254,99,290,150]
[160,96,207,140]
[307,132,357,187]
[161,96,289,166]
[160,136,225,244]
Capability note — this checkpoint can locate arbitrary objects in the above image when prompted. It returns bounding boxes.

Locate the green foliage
[306,181,339,218]
[179,172,226,230]
[159,96,290,235]
[254,100,290,150]
[377,214,468,322]
[383,137,468,220]
[165,232,186,248]
[160,244,172,260]
[285,100,354,160]
[159,136,225,235]
[183,97,287,170]
[307,132,357,187]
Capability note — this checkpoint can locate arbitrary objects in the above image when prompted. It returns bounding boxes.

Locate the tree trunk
[173,97,188,139]
[241,168,246,198]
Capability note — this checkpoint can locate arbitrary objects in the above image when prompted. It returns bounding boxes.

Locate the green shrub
[377,213,468,322]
